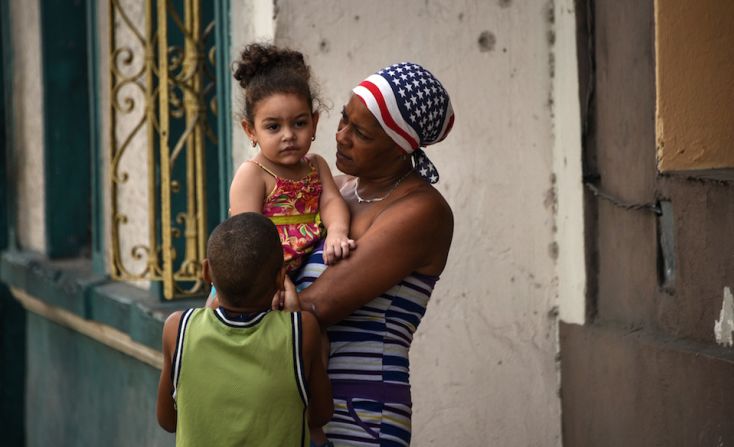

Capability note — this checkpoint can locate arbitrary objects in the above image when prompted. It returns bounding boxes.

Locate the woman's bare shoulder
[389,182,453,224]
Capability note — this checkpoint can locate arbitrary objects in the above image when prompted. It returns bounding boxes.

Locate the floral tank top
[251,159,323,271]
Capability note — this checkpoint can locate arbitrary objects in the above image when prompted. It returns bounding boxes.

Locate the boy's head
[203,213,284,307]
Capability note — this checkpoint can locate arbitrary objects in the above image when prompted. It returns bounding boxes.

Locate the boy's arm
[229,161,267,216]
[310,154,355,265]
[301,311,333,428]
[156,311,182,433]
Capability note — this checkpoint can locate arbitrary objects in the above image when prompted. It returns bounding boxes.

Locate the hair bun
[233,43,309,89]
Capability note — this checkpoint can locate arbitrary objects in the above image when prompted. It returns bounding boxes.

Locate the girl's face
[335,95,402,177]
[243,93,318,167]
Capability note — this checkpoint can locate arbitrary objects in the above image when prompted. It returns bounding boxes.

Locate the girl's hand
[323,231,356,265]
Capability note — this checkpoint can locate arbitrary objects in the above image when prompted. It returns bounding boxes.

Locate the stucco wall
[10,0,45,253]
[230,0,563,444]
[655,0,734,171]
[230,0,276,169]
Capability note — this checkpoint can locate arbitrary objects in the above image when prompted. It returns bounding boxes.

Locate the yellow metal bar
[183,0,197,279]
[193,0,207,277]
[157,0,174,299]
[145,0,159,278]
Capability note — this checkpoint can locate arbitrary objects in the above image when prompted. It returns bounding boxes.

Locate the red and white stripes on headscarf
[352,62,454,183]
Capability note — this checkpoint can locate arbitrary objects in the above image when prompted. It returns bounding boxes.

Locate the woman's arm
[156,311,182,432]
[310,154,355,264]
[300,189,453,326]
[229,161,267,216]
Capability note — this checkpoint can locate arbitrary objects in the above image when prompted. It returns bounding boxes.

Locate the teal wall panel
[39,0,92,258]
[86,0,105,274]
[215,0,233,224]
[0,287,25,447]
[26,313,174,447]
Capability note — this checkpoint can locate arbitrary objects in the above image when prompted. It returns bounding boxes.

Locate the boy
[156,212,333,446]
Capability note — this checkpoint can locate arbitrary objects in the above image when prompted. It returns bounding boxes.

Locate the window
[106,0,231,299]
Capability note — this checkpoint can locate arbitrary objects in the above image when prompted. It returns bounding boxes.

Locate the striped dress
[295,242,437,446]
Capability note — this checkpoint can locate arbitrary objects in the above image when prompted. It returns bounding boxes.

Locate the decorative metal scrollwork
[109,0,217,299]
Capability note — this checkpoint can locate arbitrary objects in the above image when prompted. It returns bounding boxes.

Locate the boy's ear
[201,258,213,284]
[274,265,287,291]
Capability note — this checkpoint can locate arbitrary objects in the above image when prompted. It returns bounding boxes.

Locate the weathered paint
[229,1,563,444]
[655,0,734,171]
[9,0,45,253]
[552,0,586,325]
[714,286,734,347]
[25,312,174,447]
[13,288,163,369]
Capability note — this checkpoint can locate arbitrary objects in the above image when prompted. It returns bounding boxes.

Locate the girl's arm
[229,161,267,216]
[310,154,355,265]
[156,311,182,432]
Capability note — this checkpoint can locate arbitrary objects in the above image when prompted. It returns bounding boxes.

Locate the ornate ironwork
[109,0,217,299]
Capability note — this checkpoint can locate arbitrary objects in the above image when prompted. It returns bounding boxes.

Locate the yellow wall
[656,0,734,171]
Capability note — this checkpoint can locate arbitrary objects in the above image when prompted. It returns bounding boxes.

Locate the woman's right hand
[272,275,301,311]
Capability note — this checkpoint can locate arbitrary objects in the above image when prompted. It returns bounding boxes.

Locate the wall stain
[499,0,512,8]
[714,286,734,346]
[548,241,559,260]
[478,31,496,52]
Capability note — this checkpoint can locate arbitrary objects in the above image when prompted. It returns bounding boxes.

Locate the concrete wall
[230,1,563,444]
[562,1,734,445]
[655,0,734,171]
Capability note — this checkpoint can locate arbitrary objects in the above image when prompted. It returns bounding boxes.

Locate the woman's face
[335,95,402,177]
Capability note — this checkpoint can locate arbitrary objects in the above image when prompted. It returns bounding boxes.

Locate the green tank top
[172,307,309,446]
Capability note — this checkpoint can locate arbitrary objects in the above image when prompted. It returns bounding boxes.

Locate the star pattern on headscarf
[378,63,449,145]
[413,149,439,184]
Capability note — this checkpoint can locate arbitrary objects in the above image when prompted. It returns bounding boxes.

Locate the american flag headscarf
[352,62,455,184]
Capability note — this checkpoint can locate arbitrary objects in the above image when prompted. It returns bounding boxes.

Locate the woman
[295,61,455,446]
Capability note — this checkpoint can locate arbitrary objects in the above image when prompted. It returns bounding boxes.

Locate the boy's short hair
[207,213,283,305]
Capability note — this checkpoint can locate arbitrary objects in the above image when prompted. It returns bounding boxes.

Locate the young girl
[229,43,355,272]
